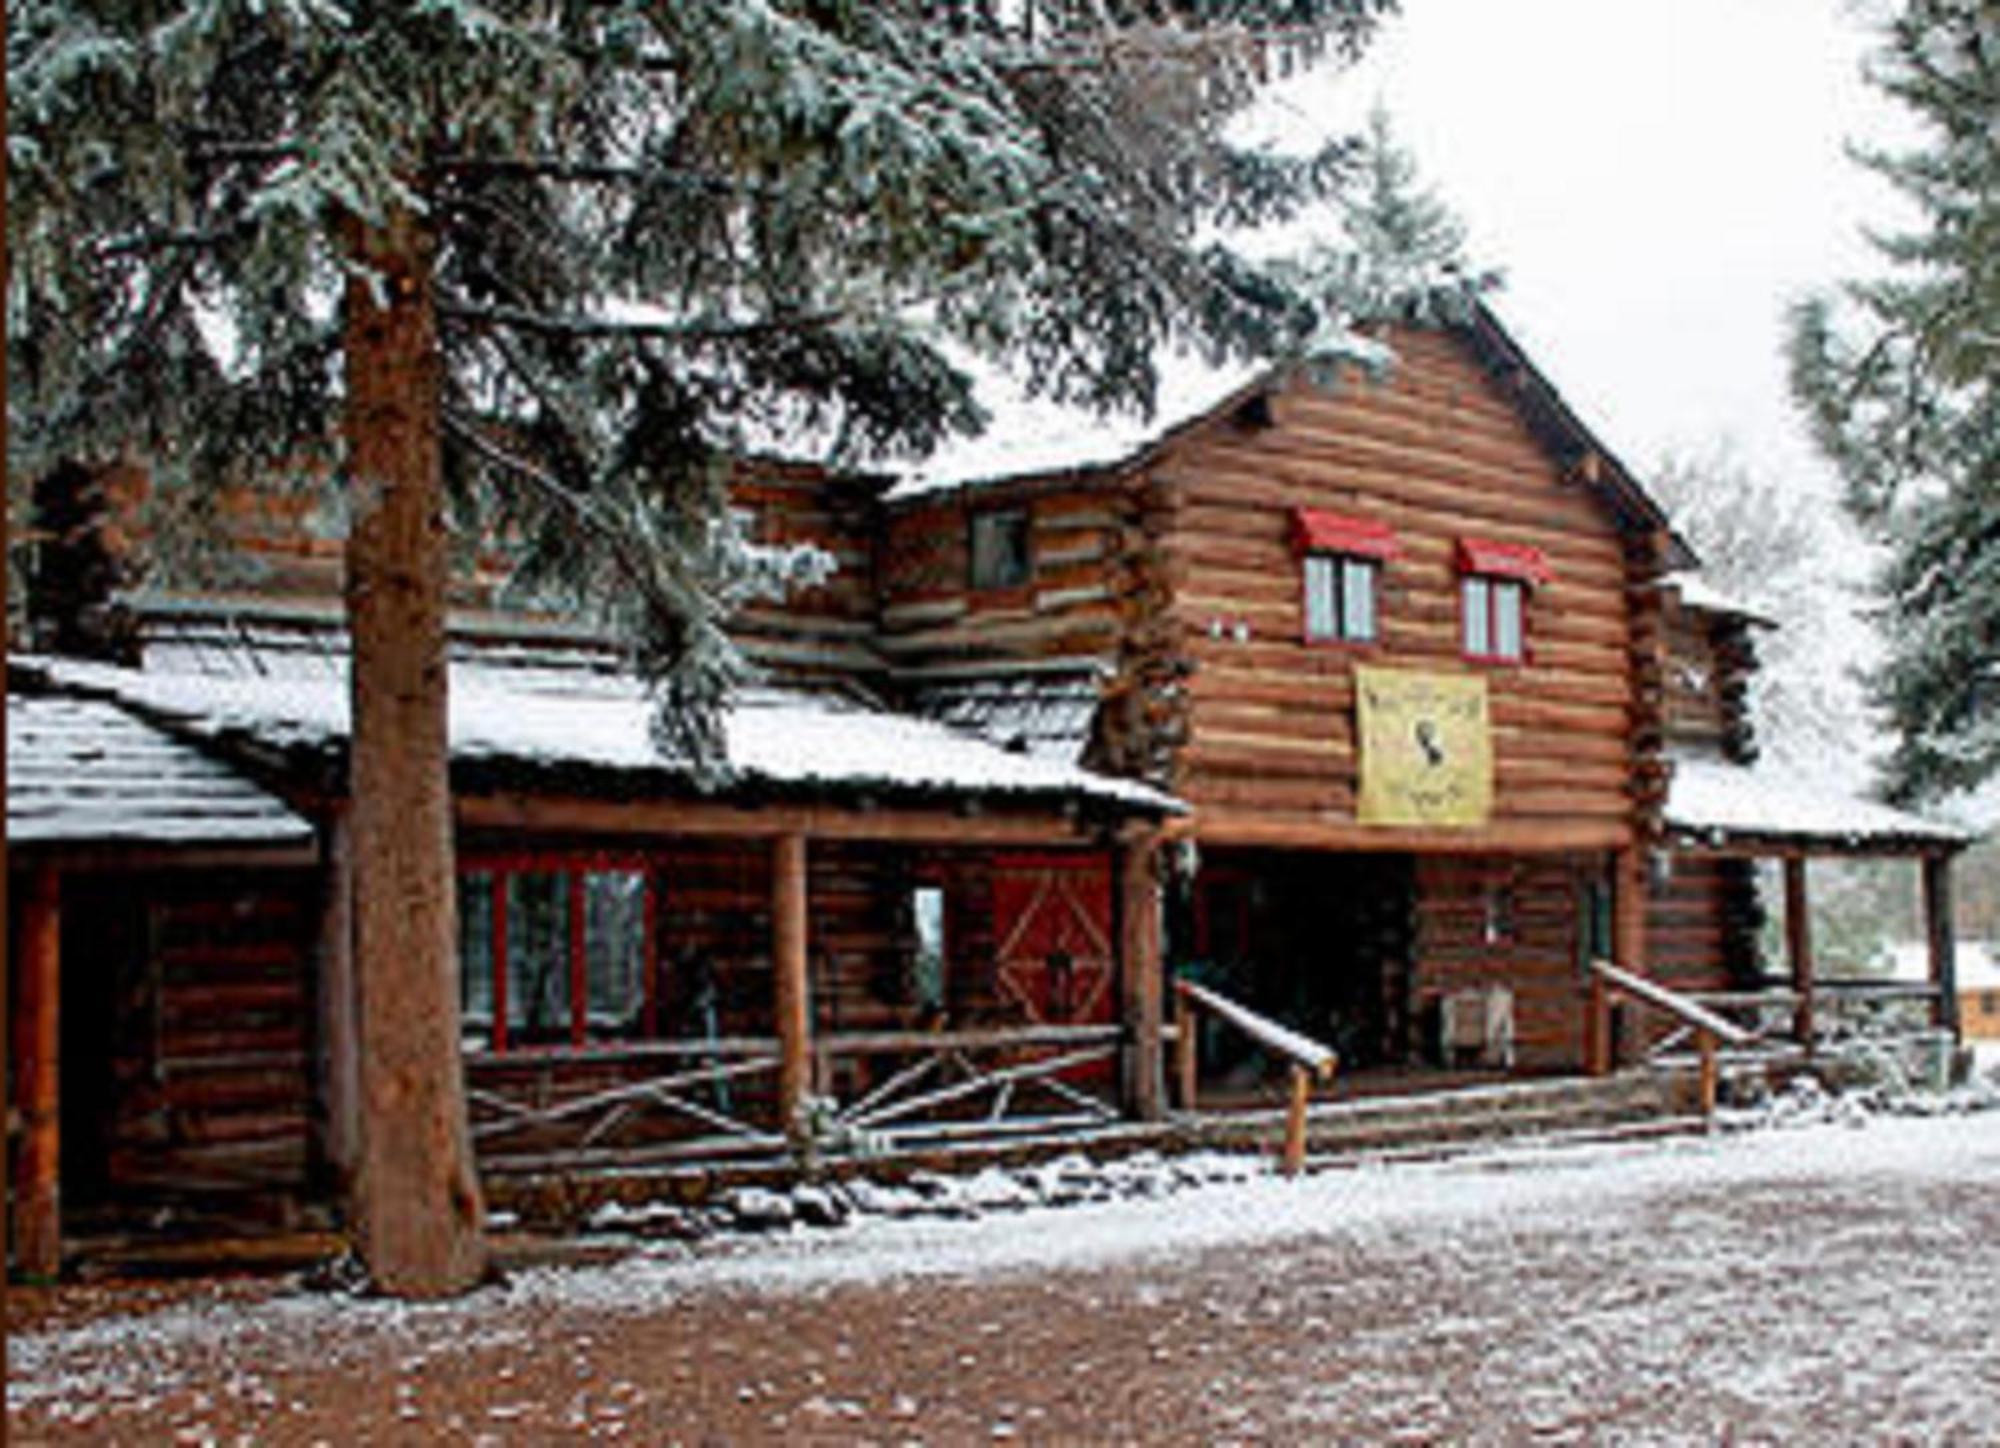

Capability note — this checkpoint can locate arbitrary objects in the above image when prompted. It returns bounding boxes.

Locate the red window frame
[459,851,660,1054]
[1294,509,1396,646]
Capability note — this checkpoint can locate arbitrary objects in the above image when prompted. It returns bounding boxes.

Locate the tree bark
[342,205,487,1297]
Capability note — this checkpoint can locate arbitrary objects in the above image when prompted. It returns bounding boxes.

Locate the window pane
[459,872,495,1048]
[969,509,1031,590]
[1462,577,1491,656]
[507,872,571,1041]
[1303,554,1337,639]
[1341,558,1377,641]
[912,885,946,1012]
[1493,580,1524,658]
[584,870,647,1036]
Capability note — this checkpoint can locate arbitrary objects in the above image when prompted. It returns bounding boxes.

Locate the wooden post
[1696,1027,1718,1121]
[772,832,812,1139]
[12,866,62,1279]
[316,811,361,1193]
[1784,856,1815,1054]
[1922,853,1958,1038]
[1174,986,1198,1111]
[1281,1065,1311,1177]
[1597,848,1646,1075]
[1117,837,1163,1122]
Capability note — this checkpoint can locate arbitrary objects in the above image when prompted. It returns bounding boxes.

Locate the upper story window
[1292,508,1399,645]
[969,507,1031,591]
[1458,537,1551,664]
[459,859,655,1053]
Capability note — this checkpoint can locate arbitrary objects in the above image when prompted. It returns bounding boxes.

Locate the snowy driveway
[10,1109,2000,1443]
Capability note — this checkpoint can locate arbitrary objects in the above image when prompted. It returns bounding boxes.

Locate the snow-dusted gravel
[10,1107,2000,1444]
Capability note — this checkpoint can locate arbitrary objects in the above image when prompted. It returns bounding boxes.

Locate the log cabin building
[6,301,1970,1269]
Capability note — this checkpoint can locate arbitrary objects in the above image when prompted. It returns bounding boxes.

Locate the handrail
[1588,958,1752,1119]
[1172,977,1338,1176]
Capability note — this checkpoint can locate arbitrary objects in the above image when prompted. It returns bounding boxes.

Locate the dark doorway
[1178,850,1415,1072]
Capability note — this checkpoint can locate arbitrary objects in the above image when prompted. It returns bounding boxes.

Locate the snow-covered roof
[1885,942,2000,991]
[1667,573,1777,628]
[910,667,1105,765]
[22,658,1177,816]
[1664,754,1968,852]
[880,328,1389,501]
[7,693,315,849]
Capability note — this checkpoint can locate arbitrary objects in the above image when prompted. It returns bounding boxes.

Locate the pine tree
[8,0,1393,1295]
[1788,0,2000,803]
[1275,104,1498,326]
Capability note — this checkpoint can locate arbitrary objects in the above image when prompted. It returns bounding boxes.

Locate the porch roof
[1663,753,1970,855]
[21,657,1180,817]
[6,692,315,848]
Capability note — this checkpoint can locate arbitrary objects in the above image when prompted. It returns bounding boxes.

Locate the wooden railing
[1589,959,1755,1117]
[815,1024,1124,1149]
[1172,978,1338,1176]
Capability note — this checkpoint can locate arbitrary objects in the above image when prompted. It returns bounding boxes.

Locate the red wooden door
[990,853,1115,1027]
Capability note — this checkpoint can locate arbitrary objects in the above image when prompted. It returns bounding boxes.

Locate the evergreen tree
[1788,0,2000,803]
[1275,103,1498,325]
[8,0,1393,1294]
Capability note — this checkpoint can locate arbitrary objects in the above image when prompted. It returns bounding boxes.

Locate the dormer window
[1458,538,1551,664]
[969,507,1031,591]
[1293,509,1398,645]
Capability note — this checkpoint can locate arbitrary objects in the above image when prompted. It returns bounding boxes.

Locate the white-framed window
[1461,574,1527,662]
[1303,553,1381,643]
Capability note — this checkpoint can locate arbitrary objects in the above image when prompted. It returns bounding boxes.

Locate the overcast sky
[1288,0,1909,505]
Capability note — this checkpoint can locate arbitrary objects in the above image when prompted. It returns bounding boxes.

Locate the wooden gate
[990,853,1115,1028]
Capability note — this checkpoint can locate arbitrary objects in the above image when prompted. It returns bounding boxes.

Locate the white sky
[1293,0,1910,503]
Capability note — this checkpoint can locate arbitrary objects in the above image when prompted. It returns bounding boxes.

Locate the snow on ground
[11,1104,2000,1443]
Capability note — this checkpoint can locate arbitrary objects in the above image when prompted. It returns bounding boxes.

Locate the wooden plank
[1174,979,1337,1076]
[1589,958,1754,1047]
[1282,1065,1311,1178]
[458,794,1127,846]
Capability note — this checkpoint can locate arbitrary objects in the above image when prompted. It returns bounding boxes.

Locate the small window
[911,884,946,1013]
[1462,575,1527,662]
[969,508,1031,591]
[1303,553,1380,643]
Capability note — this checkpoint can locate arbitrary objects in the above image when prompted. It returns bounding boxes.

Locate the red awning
[1458,536,1553,585]
[1291,508,1399,560]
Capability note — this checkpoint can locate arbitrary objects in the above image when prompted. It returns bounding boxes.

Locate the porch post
[317,809,361,1192]
[1922,852,1958,1038]
[1117,835,1164,1122]
[12,865,62,1279]
[1596,847,1645,1075]
[772,831,813,1138]
[1784,856,1815,1054]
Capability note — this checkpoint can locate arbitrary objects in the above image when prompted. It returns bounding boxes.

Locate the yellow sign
[1356,666,1493,827]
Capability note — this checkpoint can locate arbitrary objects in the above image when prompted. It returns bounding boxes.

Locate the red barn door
[990,853,1115,1028]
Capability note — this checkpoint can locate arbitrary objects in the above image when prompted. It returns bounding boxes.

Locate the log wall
[1147,328,1646,851]
[1411,853,1599,1070]
[1644,853,1762,997]
[1663,600,1761,764]
[59,869,319,1211]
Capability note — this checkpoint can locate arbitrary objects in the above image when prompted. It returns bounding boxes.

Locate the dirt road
[10,1111,2000,1444]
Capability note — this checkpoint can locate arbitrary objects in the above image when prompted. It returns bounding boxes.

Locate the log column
[12,865,62,1279]
[1594,847,1646,1076]
[1117,835,1164,1121]
[1922,853,1958,1038]
[772,832,813,1138]
[1784,856,1815,1054]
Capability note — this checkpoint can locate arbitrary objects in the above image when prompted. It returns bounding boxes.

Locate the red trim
[1457,536,1552,585]
[1291,508,1399,560]
[490,868,510,1054]
[568,871,589,1048]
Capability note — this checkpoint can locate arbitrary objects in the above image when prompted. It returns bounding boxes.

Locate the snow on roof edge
[1664,753,1970,850]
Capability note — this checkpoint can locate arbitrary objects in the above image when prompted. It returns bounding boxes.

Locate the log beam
[1784,857,1815,1054]
[772,832,813,1140]
[1117,836,1164,1122]
[12,866,62,1279]
[1922,853,1958,1038]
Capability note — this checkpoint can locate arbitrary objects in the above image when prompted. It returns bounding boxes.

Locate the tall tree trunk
[341,205,486,1297]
